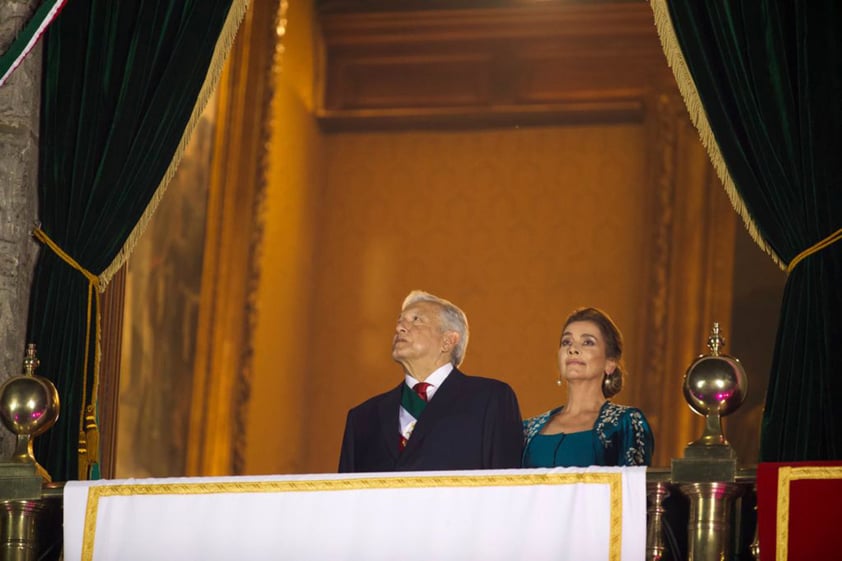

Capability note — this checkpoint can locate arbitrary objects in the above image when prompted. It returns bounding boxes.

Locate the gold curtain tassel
[78,430,87,455]
[34,227,103,480]
[78,430,89,480]
[84,405,100,464]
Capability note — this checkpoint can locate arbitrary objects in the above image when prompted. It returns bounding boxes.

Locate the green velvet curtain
[28,0,245,481]
[659,2,842,460]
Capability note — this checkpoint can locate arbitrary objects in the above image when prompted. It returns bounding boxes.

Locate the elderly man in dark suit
[338,290,523,472]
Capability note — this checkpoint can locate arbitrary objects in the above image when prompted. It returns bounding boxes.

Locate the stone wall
[0,0,42,458]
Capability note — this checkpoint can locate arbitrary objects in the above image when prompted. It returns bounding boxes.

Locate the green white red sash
[398,383,428,450]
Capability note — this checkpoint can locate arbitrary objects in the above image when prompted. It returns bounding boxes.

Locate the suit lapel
[402,369,466,455]
[378,383,403,461]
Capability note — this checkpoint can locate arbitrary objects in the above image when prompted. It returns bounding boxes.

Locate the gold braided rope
[786,227,842,275]
[33,227,101,480]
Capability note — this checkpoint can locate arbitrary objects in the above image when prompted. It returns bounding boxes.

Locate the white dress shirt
[399,363,454,440]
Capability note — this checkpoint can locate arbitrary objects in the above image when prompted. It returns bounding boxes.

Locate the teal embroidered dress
[522,401,654,467]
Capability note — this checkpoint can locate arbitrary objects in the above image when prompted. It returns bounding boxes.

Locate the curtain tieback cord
[33,227,101,480]
[786,227,842,275]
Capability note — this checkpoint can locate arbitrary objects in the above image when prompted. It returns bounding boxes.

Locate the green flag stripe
[0,0,67,87]
[401,384,426,419]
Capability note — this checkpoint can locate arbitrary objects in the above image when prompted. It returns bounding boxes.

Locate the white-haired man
[339,290,523,472]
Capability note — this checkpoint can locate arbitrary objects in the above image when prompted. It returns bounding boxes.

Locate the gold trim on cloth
[81,472,624,561]
[775,466,842,561]
[648,0,784,269]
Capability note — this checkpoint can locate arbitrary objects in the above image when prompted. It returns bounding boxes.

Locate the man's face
[392,301,448,366]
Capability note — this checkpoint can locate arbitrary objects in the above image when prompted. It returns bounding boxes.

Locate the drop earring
[556,374,562,387]
[602,371,611,394]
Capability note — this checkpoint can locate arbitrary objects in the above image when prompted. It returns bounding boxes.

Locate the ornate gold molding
[641,91,679,407]
[635,91,738,465]
[186,0,279,476]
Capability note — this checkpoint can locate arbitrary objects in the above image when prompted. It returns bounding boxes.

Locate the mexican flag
[0,0,68,87]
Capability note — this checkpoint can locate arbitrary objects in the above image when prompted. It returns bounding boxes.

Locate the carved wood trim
[636,92,683,467]
[636,92,678,403]
[317,2,673,130]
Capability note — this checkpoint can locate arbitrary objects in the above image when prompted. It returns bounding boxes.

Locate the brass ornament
[0,344,60,482]
[672,323,749,561]
[682,322,747,447]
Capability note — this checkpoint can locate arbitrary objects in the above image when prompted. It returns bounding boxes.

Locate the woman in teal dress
[522,307,654,467]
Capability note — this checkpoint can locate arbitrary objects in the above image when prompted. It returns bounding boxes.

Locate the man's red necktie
[413,382,431,402]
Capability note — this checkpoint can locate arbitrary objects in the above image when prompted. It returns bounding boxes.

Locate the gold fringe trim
[98,0,251,288]
[648,0,785,270]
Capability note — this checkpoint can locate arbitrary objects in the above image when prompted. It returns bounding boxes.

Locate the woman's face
[557,320,617,384]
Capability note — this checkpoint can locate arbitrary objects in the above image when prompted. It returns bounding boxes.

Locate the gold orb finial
[682,323,747,448]
[0,344,60,482]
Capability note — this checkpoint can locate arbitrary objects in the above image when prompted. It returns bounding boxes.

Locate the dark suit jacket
[338,369,523,472]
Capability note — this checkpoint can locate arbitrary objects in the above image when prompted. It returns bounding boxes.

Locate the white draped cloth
[63,467,647,561]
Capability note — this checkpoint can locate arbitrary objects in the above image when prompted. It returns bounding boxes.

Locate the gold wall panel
[303,125,654,472]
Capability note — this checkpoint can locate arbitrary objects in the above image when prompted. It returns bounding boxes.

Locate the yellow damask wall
[245,0,736,475]
[251,48,661,474]
[302,124,652,473]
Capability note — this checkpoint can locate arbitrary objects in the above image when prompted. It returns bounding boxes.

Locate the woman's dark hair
[562,307,625,398]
